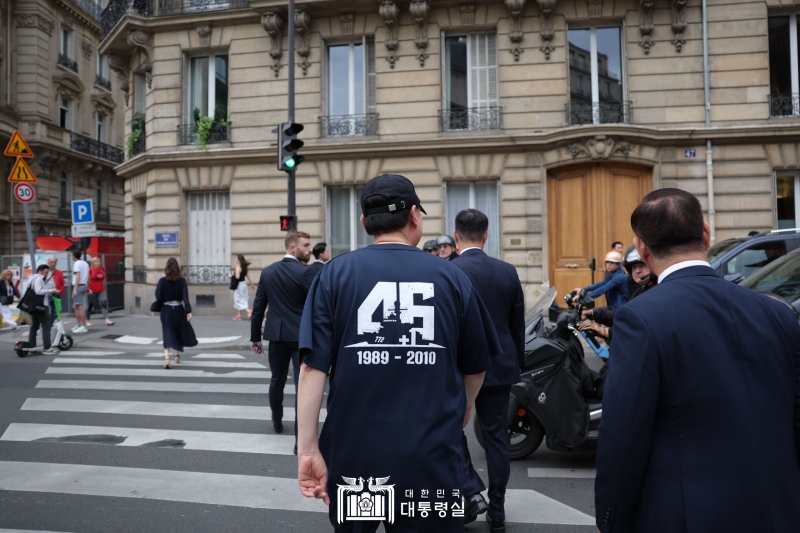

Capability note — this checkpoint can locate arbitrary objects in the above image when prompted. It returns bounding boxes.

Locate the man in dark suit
[452,209,525,533]
[251,230,315,445]
[308,242,329,276]
[595,188,800,533]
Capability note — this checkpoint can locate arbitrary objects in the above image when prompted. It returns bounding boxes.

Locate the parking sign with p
[72,199,94,225]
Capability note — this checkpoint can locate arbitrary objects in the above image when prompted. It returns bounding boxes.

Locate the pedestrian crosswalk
[1,348,597,531]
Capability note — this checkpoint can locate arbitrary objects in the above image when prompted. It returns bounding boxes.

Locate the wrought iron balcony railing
[70,132,124,164]
[95,75,112,91]
[131,131,146,156]
[133,265,148,284]
[58,207,71,220]
[177,123,230,145]
[770,93,800,118]
[158,0,249,16]
[58,54,78,73]
[566,101,632,125]
[96,208,111,224]
[439,107,502,132]
[181,265,231,285]
[320,113,378,137]
[70,0,104,21]
[102,0,149,39]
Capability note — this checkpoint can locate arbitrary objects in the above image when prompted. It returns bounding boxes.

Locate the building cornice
[56,0,101,34]
[112,123,800,178]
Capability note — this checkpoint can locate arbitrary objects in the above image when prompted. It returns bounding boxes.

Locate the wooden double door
[547,163,652,306]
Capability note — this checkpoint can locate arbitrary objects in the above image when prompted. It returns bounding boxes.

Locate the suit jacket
[595,265,800,533]
[308,260,325,277]
[452,248,524,387]
[250,257,314,343]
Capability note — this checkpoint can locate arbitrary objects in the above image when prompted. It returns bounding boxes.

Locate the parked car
[706,229,800,283]
[739,249,800,317]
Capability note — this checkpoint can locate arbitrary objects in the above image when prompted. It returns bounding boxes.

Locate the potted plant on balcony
[193,106,230,151]
[125,112,146,158]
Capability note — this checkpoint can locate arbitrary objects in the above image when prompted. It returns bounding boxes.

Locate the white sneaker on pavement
[43,348,60,355]
[73,326,88,333]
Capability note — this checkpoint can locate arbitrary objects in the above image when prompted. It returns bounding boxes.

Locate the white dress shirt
[658,260,711,284]
[284,254,300,262]
[458,247,482,254]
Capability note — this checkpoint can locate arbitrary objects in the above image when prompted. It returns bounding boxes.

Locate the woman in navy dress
[155,258,196,369]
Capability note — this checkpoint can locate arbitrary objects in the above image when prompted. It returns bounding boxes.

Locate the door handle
[565,263,579,269]
[589,258,596,271]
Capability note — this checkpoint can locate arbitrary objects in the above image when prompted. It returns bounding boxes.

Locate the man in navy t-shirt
[297,174,500,533]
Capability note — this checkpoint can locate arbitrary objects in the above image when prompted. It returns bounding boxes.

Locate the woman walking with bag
[86,257,114,327]
[0,269,20,330]
[155,258,197,369]
[229,254,255,321]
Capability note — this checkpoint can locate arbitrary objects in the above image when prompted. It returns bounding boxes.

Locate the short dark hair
[285,230,311,250]
[363,194,411,236]
[313,242,327,259]
[612,241,623,249]
[630,188,705,259]
[72,250,82,260]
[36,264,49,273]
[455,209,489,242]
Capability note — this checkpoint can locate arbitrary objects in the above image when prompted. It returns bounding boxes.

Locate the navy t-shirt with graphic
[300,243,499,513]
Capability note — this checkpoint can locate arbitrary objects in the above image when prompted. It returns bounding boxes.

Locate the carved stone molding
[566,136,634,160]
[671,0,687,53]
[339,13,354,35]
[505,0,525,62]
[81,40,93,59]
[295,9,311,76]
[197,25,211,47]
[409,0,430,67]
[53,70,85,102]
[127,30,153,87]
[587,0,603,17]
[639,0,655,55]
[536,0,556,60]
[91,93,117,116]
[379,0,400,69]
[460,4,475,25]
[16,14,54,35]
[262,12,284,78]
[108,54,130,105]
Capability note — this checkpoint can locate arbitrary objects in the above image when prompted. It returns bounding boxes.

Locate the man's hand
[250,341,263,355]
[298,449,330,505]
[72,290,77,298]
[463,403,474,429]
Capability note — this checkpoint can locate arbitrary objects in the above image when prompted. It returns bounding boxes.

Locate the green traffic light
[285,157,296,169]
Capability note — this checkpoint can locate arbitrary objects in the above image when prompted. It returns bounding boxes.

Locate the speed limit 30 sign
[14,182,34,203]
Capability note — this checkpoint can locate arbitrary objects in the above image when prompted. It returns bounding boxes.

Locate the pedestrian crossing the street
[0,348,597,531]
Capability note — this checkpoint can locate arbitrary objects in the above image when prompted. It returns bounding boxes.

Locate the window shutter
[134,74,146,114]
[188,191,230,266]
[468,33,498,110]
[366,37,376,114]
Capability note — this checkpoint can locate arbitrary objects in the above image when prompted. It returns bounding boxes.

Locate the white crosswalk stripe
[4,347,596,528]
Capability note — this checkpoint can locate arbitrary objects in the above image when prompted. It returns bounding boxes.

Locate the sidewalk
[1,311,254,352]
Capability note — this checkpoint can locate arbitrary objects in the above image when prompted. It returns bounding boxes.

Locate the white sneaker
[73,326,88,333]
[71,325,80,332]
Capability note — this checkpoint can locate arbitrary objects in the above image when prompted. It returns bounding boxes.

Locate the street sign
[685,149,697,158]
[4,131,33,158]
[155,232,179,247]
[7,157,37,183]
[13,182,35,203]
[72,199,94,224]
[71,224,97,238]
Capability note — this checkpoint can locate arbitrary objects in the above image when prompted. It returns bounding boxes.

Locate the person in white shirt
[28,264,60,354]
[71,250,90,333]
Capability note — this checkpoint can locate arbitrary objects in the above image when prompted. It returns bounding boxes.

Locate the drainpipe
[702,0,716,243]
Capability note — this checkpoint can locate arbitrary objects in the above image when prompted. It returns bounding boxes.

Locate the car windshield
[706,239,744,263]
[740,251,800,307]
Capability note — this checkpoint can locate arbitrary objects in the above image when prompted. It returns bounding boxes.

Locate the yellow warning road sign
[8,157,37,183]
[4,131,33,158]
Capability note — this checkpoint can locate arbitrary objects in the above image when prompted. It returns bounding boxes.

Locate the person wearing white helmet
[436,234,458,259]
[572,250,629,310]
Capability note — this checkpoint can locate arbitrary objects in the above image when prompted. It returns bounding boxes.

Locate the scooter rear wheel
[15,342,32,358]
[58,335,74,351]
[473,409,545,460]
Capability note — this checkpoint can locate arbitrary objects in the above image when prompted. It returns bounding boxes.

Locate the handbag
[19,285,46,315]
[150,300,162,312]
[229,274,240,291]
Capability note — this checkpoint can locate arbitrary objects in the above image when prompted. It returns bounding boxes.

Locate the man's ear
[453,230,461,246]
[633,236,651,266]
[482,231,489,246]
[702,221,711,249]
[360,214,366,230]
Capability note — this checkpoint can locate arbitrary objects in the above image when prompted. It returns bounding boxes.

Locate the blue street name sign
[155,232,179,248]
[72,199,94,224]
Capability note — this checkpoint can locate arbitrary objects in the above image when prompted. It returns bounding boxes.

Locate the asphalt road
[0,328,601,533]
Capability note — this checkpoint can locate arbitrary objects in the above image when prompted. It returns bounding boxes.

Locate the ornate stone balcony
[58,54,79,73]
[70,132,124,164]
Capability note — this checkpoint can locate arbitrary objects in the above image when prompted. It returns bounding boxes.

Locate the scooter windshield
[525,287,557,326]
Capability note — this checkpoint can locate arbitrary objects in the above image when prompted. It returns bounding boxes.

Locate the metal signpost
[287,0,296,222]
[4,130,37,278]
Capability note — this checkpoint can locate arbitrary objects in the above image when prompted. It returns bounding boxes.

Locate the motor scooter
[474,288,604,459]
[15,298,74,357]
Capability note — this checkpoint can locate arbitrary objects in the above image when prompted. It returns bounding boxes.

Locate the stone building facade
[1,0,126,256]
[100,0,800,314]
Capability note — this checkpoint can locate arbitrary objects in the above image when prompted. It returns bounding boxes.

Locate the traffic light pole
[286,0,296,218]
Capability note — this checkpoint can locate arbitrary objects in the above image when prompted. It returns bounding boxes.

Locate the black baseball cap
[360,174,427,216]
